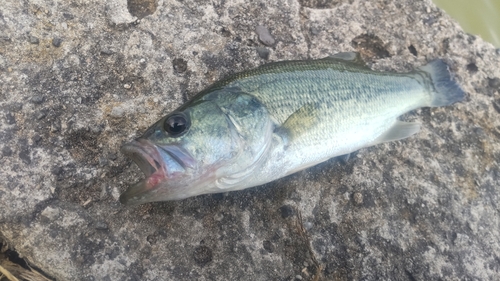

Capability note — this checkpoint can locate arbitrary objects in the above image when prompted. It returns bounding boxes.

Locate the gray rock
[255,25,276,46]
[256,47,270,60]
[31,95,45,104]
[52,37,63,48]
[28,35,40,45]
[1,0,500,280]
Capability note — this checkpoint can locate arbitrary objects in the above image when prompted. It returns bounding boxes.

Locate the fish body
[120,52,464,205]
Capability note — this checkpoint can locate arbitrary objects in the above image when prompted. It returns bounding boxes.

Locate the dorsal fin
[323,52,366,66]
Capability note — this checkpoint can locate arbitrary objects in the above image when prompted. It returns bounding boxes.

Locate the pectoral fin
[276,103,319,145]
[370,121,421,146]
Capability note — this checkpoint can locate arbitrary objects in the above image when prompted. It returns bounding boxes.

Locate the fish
[119,52,465,205]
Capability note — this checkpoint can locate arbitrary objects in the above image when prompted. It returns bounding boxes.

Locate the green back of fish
[192,56,428,128]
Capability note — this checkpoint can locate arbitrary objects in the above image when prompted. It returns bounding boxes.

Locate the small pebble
[31,95,45,104]
[123,83,131,89]
[295,275,303,280]
[256,47,270,60]
[52,37,63,47]
[41,207,60,221]
[255,25,275,46]
[100,48,113,55]
[63,13,75,20]
[28,35,40,45]
[95,221,108,230]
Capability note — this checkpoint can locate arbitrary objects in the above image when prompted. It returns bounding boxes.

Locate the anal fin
[370,121,421,146]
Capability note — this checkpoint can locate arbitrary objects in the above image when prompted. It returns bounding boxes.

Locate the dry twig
[0,264,20,281]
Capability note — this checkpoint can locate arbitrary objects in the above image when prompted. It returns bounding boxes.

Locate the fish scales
[119,53,465,204]
[205,60,425,124]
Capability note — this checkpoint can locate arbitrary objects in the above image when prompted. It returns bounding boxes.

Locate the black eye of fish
[164,113,189,136]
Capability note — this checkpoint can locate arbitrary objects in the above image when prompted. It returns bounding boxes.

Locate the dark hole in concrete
[263,240,275,253]
[279,205,295,219]
[193,245,213,266]
[351,34,391,60]
[172,58,188,73]
[127,0,158,19]
[1,243,30,270]
[408,45,418,56]
[0,241,55,280]
[466,63,478,73]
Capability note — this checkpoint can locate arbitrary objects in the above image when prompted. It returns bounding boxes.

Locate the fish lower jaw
[120,173,167,205]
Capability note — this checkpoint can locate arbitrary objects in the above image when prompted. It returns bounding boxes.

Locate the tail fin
[418,59,465,107]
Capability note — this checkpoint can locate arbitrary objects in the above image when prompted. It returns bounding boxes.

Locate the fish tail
[418,59,465,107]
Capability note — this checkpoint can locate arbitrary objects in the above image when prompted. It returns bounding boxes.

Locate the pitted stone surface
[1,0,500,280]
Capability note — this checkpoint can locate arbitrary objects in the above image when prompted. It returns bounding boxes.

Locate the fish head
[120,91,273,205]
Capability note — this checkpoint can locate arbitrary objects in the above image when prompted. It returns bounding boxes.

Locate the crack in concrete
[294,207,323,281]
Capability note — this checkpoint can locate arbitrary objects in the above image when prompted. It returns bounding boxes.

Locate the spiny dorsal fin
[323,52,366,66]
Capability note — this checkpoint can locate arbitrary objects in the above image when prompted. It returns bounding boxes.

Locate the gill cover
[204,88,274,190]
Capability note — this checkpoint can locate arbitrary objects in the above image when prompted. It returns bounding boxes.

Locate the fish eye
[164,113,190,137]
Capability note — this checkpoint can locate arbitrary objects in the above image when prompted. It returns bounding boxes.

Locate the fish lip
[120,139,164,178]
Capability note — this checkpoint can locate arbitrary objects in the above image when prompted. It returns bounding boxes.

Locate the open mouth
[119,139,197,205]
[119,139,168,204]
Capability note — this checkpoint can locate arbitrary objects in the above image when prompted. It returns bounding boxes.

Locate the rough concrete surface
[1,0,499,280]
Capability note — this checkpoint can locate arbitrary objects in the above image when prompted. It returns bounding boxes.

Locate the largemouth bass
[120,52,464,205]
